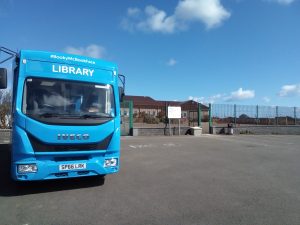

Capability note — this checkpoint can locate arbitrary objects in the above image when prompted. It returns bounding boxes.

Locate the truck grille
[28,133,113,152]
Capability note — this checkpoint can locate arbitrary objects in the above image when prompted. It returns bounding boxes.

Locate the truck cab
[0,49,124,181]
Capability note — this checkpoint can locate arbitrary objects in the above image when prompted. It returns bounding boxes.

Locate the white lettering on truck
[52,65,94,77]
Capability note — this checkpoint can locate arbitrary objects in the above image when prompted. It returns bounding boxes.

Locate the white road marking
[129,144,154,149]
[129,145,137,149]
[163,143,177,147]
[128,142,182,149]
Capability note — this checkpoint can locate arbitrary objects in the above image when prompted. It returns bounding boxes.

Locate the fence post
[209,103,212,132]
[276,106,279,126]
[164,102,168,135]
[294,107,297,125]
[234,104,237,127]
[165,102,168,126]
[198,103,202,127]
[129,100,133,132]
[256,105,259,125]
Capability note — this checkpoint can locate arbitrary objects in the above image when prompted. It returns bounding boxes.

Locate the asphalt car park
[0,135,300,225]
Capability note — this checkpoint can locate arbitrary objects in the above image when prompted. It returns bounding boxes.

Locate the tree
[0,90,12,129]
[239,114,250,119]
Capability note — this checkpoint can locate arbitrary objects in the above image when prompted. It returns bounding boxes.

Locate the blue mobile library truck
[0,47,125,181]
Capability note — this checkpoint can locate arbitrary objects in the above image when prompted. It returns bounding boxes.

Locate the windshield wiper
[38,112,60,118]
[80,114,113,119]
[36,113,113,119]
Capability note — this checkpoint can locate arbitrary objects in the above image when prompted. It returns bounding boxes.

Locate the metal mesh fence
[277,106,295,125]
[132,108,197,128]
[121,102,300,134]
[256,106,276,125]
[120,101,133,136]
[129,105,208,129]
[211,104,300,126]
[297,108,300,125]
[211,104,235,125]
[132,106,167,128]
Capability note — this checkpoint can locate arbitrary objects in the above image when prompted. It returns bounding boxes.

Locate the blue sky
[0,0,300,106]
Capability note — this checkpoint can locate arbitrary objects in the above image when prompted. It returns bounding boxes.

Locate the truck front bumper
[11,155,119,181]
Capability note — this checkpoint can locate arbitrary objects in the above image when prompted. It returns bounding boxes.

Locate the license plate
[59,163,86,171]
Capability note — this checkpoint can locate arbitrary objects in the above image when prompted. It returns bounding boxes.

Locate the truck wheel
[92,175,105,185]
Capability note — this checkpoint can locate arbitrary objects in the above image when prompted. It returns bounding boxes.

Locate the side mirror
[119,86,125,102]
[0,68,7,89]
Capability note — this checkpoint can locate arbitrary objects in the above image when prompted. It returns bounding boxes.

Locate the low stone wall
[211,126,300,135]
[132,127,191,136]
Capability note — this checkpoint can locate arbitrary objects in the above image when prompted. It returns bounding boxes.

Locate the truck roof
[20,50,117,71]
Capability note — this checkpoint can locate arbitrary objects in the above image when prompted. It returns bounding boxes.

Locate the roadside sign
[168,106,181,119]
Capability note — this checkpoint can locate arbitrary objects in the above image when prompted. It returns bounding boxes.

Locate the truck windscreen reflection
[22,78,115,120]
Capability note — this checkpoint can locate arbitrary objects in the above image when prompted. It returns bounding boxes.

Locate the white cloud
[225,88,255,101]
[188,87,255,104]
[206,94,224,103]
[262,96,271,103]
[279,84,300,97]
[167,58,178,66]
[137,6,177,33]
[188,96,204,102]
[127,7,141,17]
[122,0,231,33]
[175,0,231,29]
[64,44,106,59]
[188,94,224,104]
[265,0,296,5]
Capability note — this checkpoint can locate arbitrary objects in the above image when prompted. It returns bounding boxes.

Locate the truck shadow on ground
[0,144,105,197]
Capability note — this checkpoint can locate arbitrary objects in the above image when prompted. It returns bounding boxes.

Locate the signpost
[167,106,181,135]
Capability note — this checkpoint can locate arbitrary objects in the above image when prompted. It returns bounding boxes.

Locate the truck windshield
[22,77,115,124]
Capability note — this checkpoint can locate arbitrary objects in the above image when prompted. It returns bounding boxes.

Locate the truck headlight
[18,164,38,173]
[104,158,118,167]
